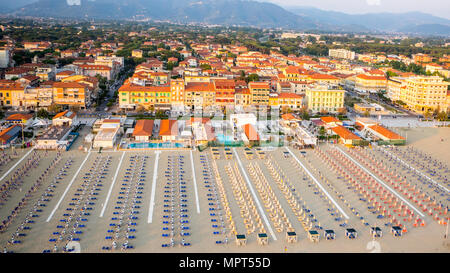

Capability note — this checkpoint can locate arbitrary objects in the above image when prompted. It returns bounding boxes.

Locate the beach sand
[0,127,448,253]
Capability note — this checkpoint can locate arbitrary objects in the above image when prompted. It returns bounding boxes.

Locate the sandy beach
[0,127,448,253]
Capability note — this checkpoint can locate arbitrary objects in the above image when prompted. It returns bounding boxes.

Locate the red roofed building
[331,125,362,146]
[159,120,178,142]
[5,113,34,125]
[367,124,406,145]
[355,74,387,92]
[78,64,112,80]
[213,79,235,106]
[133,119,154,141]
[242,123,260,145]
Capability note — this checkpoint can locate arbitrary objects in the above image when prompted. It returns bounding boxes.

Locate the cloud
[366,0,381,6]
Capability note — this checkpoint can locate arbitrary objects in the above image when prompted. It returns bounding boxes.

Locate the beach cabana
[257,233,268,245]
[236,234,246,246]
[324,230,335,240]
[286,231,297,243]
[391,226,403,237]
[345,228,358,239]
[370,227,382,238]
[308,230,320,242]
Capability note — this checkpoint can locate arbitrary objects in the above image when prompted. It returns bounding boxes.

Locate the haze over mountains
[1,0,450,36]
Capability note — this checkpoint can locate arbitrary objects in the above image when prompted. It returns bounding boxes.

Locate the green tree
[36,108,49,119]
[246,73,259,83]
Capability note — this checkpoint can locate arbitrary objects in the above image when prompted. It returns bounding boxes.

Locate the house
[320,116,343,127]
[188,117,215,146]
[331,125,362,146]
[5,113,34,126]
[367,124,406,145]
[56,70,76,81]
[52,110,77,126]
[35,126,72,150]
[132,119,154,142]
[0,125,21,147]
[93,119,122,149]
[78,64,112,80]
[18,75,40,87]
[242,123,260,146]
[131,49,143,58]
[5,67,34,80]
[159,119,178,142]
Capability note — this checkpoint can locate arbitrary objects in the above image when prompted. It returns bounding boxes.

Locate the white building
[93,119,123,149]
[0,49,10,68]
[329,49,355,60]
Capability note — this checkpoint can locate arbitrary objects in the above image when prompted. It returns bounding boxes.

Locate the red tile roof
[6,113,33,121]
[243,124,259,141]
[133,120,154,137]
[159,120,177,136]
[331,125,361,140]
[368,125,405,140]
[320,116,340,124]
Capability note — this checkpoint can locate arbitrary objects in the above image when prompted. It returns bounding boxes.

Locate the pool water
[216,134,235,144]
[128,142,184,149]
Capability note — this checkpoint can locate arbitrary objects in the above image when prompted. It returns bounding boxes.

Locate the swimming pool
[128,142,185,149]
[216,134,236,145]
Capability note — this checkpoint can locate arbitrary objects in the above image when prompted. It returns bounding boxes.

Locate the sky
[265,0,450,19]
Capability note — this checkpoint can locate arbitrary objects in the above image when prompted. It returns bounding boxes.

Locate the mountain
[398,24,450,36]
[3,1,450,35]
[287,6,450,35]
[8,0,319,30]
[0,0,36,10]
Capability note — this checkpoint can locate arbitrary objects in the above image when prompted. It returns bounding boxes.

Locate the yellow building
[184,82,215,109]
[403,76,449,113]
[184,75,211,84]
[355,74,387,92]
[132,49,143,58]
[119,84,171,110]
[235,88,251,107]
[248,82,270,106]
[53,82,90,109]
[387,77,407,102]
[170,79,185,106]
[307,74,341,85]
[269,93,304,110]
[277,93,304,110]
[0,80,24,107]
[306,84,345,113]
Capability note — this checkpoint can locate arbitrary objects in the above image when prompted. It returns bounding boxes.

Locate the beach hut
[257,233,268,245]
[324,230,335,240]
[286,231,297,243]
[391,226,403,237]
[308,230,320,242]
[345,228,358,239]
[235,234,247,246]
[370,227,383,238]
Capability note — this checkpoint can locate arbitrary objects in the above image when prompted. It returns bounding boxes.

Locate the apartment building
[306,84,345,113]
[329,49,355,60]
[248,82,270,106]
[119,84,171,110]
[403,76,449,113]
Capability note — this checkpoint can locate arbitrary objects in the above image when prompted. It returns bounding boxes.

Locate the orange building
[213,79,235,106]
[52,82,90,109]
